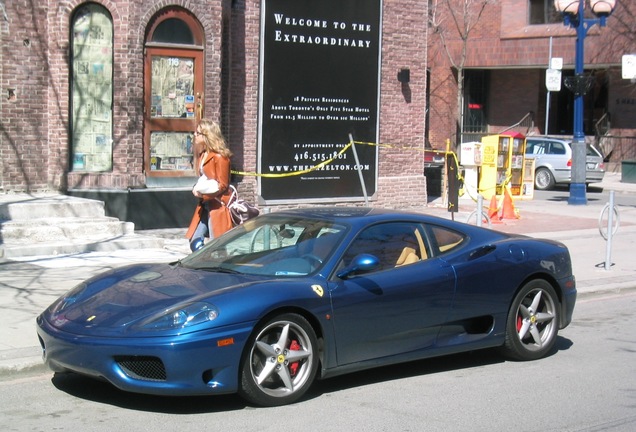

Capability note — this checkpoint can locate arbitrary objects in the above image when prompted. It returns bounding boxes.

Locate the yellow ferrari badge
[311,284,324,297]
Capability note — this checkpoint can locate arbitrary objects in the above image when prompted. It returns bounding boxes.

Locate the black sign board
[259,0,382,201]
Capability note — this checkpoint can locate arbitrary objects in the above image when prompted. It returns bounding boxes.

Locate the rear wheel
[502,280,559,361]
[535,167,555,190]
[239,313,318,406]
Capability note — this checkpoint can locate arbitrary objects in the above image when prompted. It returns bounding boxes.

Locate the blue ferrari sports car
[36,207,576,406]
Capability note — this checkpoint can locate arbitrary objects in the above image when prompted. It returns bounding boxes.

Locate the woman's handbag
[222,185,260,226]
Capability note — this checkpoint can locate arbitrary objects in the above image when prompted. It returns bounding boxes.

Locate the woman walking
[185,119,233,251]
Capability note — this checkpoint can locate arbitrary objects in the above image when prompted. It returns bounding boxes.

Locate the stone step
[0,235,165,259]
[0,217,134,243]
[0,193,169,258]
[0,194,106,220]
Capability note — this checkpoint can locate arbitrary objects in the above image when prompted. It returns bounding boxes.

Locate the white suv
[525,137,605,190]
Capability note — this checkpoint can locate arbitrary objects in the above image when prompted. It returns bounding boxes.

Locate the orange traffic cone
[500,188,519,220]
[488,195,501,223]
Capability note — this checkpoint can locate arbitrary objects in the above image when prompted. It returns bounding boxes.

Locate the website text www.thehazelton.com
[267,164,370,173]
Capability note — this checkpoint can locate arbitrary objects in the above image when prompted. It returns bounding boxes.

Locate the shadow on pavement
[50,336,573,412]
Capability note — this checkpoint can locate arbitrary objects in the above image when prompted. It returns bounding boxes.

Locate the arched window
[70,4,114,172]
[151,18,194,44]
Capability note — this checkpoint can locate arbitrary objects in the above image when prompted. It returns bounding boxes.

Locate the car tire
[501,279,560,361]
[534,167,555,190]
[239,313,319,406]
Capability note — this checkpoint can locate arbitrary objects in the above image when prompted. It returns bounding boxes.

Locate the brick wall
[1,1,51,192]
[1,0,429,210]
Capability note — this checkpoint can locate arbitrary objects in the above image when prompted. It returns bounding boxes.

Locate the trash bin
[621,160,636,184]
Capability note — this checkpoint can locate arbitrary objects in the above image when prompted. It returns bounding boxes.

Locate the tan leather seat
[395,246,419,266]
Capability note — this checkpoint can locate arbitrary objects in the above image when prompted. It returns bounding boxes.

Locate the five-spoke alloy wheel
[239,313,318,406]
[502,280,560,361]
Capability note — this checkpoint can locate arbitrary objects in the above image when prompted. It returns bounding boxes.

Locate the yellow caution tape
[231,139,439,178]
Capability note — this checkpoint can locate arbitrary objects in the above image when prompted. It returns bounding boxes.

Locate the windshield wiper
[197,265,242,274]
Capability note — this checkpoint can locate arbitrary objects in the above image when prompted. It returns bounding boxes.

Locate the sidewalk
[1,172,636,376]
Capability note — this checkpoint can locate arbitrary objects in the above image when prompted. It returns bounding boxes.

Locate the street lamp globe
[554,0,580,14]
[590,0,616,16]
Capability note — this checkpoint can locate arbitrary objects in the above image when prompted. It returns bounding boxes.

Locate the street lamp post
[554,0,616,205]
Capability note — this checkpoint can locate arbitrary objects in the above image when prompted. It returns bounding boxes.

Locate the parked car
[37,208,576,407]
[525,136,605,190]
[424,148,446,169]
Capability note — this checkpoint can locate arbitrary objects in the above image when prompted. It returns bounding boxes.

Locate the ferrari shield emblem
[311,284,324,297]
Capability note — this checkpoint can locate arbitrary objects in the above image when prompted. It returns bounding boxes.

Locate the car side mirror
[337,254,380,279]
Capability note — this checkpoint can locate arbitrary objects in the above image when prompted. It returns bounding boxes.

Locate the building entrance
[143,9,205,179]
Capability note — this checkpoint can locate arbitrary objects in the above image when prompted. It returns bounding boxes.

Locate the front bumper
[36,315,253,396]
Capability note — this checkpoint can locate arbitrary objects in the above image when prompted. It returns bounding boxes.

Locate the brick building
[427,0,636,170]
[0,0,428,228]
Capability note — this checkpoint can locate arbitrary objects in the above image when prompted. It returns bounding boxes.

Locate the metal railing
[594,112,612,158]
[460,112,535,144]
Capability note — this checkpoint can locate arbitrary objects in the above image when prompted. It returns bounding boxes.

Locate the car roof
[269,207,409,220]
[261,207,506,237]
[526,136,571,143]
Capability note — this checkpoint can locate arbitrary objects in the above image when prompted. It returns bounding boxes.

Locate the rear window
[586,144,602,157]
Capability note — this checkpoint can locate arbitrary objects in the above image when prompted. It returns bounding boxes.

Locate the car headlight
[137,302,220,331]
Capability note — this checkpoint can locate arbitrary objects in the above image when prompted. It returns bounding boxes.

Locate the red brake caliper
[289,340,301,376]
[516,314,523,332]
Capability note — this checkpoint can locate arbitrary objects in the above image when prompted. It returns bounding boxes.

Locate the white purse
[192,175,219,194]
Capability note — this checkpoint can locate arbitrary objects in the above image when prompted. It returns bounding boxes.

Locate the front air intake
[115,355,167,381]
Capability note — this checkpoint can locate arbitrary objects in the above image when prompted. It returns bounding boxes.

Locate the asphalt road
[2,291,635,432]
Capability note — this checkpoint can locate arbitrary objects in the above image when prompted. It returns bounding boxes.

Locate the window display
[71,4,113,172]
[149,132,193,171]
[151,56,195,119]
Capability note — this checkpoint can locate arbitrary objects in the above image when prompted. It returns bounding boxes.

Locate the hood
[43,263,260,336]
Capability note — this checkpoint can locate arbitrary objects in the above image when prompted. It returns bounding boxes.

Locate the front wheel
[239,313,319,406]
[502,280,560,361]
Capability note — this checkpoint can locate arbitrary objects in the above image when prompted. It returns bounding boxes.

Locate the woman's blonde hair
[199,119,233,158]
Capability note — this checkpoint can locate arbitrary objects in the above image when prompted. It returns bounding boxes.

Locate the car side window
[341,222,427,272]
[427,225,466,255]
[528,141,545,155]
[550,142,566,155]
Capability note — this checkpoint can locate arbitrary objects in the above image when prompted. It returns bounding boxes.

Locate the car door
[547,141,569,181]
[329,222,456,366]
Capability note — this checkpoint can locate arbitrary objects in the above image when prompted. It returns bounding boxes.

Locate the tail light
[567,159,572,167]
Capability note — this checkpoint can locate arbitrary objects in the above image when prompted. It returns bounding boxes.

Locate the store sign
[258,0,382,202]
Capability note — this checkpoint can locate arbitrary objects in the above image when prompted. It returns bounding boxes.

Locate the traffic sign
[546,69,562,92]
[623,55,636,80]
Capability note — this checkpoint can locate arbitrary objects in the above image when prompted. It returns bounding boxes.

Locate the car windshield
[179,214,348,276]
